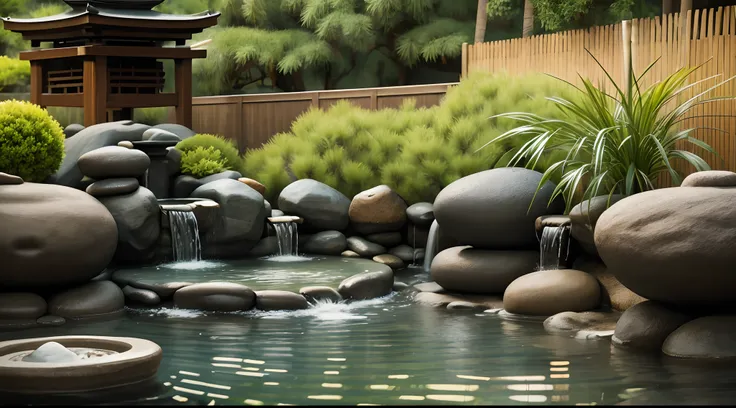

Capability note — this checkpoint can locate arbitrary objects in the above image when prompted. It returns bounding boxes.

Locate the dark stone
[91,269,113,281]
[85,178,139,197]
[681,170,736,187]
[0,183,118,288]
[337,267,394,300]
[255,290,309,311]
[202,239,259,259]
[392,282,409,291]
[365,232,402,247]
[173,282,256,312]
[662,315,736,359]
[341,250,360,258]
[78,146,150,180]
[36,315,66,326]
[389,245,415,263]
[165,146,181,176]
[277,179,351,231]
[612,301,693,351]
[0,172,23,185]
[63,123,84,138]
[47,281,125,320]
[264,199,272,214]
[192,179,267,244]
[299,286,342,303]
[111,270,192,298]
[569,195,624,257]
[346,236,386,257]
[302,231,347,255]
[122,285,161,305]
[430,246,538,295]
[0,293,47,319]
[372,254,405,270]
[151,123,196,140]
[406,202,434,226]
[349,185,407,234]
[407,224,430,248]
[98,187,161,262]
[433,168,565,249]
[503,269,601,316]
[173,175,203,198]
[142,128,181,142]
[197,170,242,185]
[248,236,279,257]
[414,292,503,309]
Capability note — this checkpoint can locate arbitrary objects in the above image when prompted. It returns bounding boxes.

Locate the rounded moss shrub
[175,133,245,175]
[181,146,227,178]
[243,72,577,205]
[0,56,30,92]
[0,100,65,182]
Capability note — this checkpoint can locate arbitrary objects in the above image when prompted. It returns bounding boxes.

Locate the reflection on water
[3,283,736,405]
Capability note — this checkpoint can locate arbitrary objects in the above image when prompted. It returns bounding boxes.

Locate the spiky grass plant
[476,51,735,213]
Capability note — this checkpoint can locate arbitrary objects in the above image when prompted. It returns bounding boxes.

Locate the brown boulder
[612,301,692,351]
[349,185,407,234]
[503,269,601,316]
[572,255,646,311]
[255,290,309,311]
[173,282,256,312]
[681,170,736,187]
[569,195,624,257]
[238,178,266,196]
[662,315,736,359]
[47,281,125,320]
[0,293,47,319]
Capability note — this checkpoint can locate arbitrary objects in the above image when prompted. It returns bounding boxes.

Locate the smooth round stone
[302,231,347,256]
[349,185,407,234]
[173,282,256,312]
[255,290,309,311]
[173,175,203,198]
[85,178,139,197]
[152,123,196,139]
[165,146,181,175]
[447,301,487,310]
[681,170,736,187]
[299,286,342,303]
[414,292,503,309]
[112,272,192,298]
[0,172,23,185]
[77,146,151,179]
[406,202,434,226]
[64,123,85,138]
[413,282,445,293]
[503,269,601,316]
[142,128,181,142]
[365,232,402,247]
[346,236,386,257]
[238,178,266,196]
[431,246,538,295]
[414,248,425,261]
[264,199,272,214]
[198,170,242,185]
[0,293,47,320]
[36,315,66,326]
[337,267,394,300]
[613,301,693,351]
[372,254,405,270]
[98,187,161,261]
[47,281,125,320]
[392,282,409,291]
[389,245,415,262]
[663,315,736,359]
[544,311,620,337]
[341,250,361,258]
[117,140,134,149]
[569,195,624,257]
[277,179,350,231]
[122,286,161,306]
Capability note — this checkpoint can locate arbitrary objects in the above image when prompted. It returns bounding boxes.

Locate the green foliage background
[176,133,247,176]
[180,146,228,178]
[242,71,577,205]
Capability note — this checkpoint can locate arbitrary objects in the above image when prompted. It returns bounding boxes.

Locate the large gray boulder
[192,179,267,244]
[502,269,602,316]
[0,183,118,288]
[569,195,624,257]
[595,187,736,307]
[277,179,350,231]
[63,124,84,139]
[337,267,394,300]
[612,301,692,351]
[49,120,150,188]
[174,282,255,312]
[406,202,434,226]
[302,231,347,255]
[151,123,196,140]
[77,146,150,180]
[430,246,538,295]
[433,168,564,249]
[47,281,125,320]
[98,187,160,262]
[681,170,736,187]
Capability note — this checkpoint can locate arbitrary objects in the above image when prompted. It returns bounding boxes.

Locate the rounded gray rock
[277,179,351,231]
[299,286,342,303]
[346,236,386,257]
[681,170,736,187]
[173,175,203,198]
[372,254,405,270]
[338,267,394,300]
[389,244,416,263]
[78,146,151,179]
[569,195,624,257]
[0,293,47,319]
[662,315,736,359]
[365,231,402,247]
[122,285,161,305]
[433,168,564,249]
[192,179,267,245]
[503,269,601,316]
[341,250,360,258]
[63,123,85,138]
[612,301,693,351]
[249,236,279,257]
[97,187,160,261]
[0,172,23,185]
[406,202,434,226]
[255,290,309,311]
[36,315,66,326]
[85,178,139,197]
[431,246,538,295]
[197,170,242,185]
[142,128,181,142]
[303,231,347,255]
[47,281,125,320]
[152,123,196,139]
[174,282,256,312]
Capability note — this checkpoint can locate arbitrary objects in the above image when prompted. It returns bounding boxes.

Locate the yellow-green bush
[0,56,30,92]
[0,100,65,182]
[243,72,577,204]
[175,133,245,175]
[181,146,227,178]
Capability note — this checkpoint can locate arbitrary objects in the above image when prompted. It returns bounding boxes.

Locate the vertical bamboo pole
[622,20,633,96]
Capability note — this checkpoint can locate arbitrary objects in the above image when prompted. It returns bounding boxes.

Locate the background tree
[476,0,489,42]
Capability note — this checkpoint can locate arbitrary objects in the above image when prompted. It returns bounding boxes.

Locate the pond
[3,267,736,405]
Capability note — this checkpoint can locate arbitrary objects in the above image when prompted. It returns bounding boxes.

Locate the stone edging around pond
[114,261,398,312]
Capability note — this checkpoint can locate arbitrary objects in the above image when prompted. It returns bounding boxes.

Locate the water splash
[263,255,313,263]
[538,226,570,270]
[160,260,225,270]
[168,211,201,262]
[272,222,299,256]
[422,220,440,273]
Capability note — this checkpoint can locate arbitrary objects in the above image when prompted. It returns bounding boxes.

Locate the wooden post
[29,61,43,107]
[83,56,108,126]
[461,42,469,79]
[174,58,192,129]
[622,20,633,96]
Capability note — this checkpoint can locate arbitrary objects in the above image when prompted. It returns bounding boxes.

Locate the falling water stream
[168,211,201,262]
[538,225,569,270]
[272,222,299,256]
[422,219,440,273]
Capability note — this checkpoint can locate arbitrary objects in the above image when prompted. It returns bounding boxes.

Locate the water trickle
[538,225,569,270]
[422,220,440,273]
[273,222,299,256]
[168,210,201,262]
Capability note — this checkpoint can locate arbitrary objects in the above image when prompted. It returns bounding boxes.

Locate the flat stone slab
[414,292,503,309]
[413,282,446,293]
[255,290,309,311]
[173,282,256,312]
[544,311,621,339]
[337,267,394,300]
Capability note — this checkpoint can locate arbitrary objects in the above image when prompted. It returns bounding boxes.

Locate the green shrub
[243,71,577,204]
[180,146,228,178]
[133,107,170,126]
[0,100,65,182]
[175,133,245,175]
[0,56,30,92]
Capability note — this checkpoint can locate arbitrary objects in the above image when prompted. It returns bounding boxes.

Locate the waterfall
[538,225,570,270]
[422,220,440,273]
[273,222,299,256]
[168,210,201,262]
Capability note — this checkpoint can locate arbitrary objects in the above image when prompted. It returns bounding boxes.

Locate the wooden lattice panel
[108,58,165,95]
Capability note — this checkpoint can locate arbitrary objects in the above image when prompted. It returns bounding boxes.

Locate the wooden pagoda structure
[1,0,219,127]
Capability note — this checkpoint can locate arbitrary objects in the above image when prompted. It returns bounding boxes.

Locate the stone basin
[0,335,162,394]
